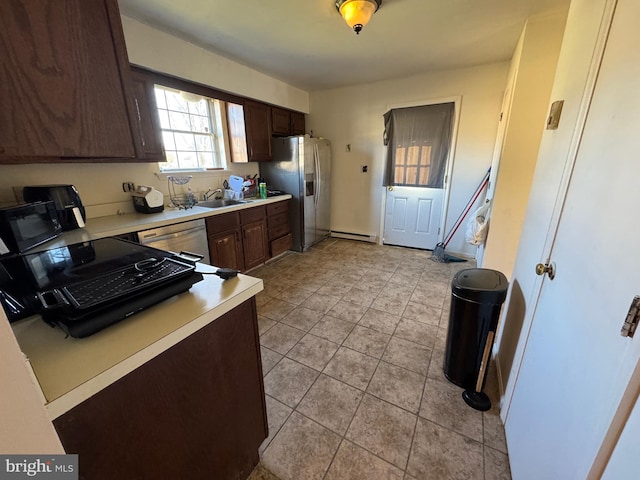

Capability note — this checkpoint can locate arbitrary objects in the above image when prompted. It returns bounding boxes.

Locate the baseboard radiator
[331,231,378,243]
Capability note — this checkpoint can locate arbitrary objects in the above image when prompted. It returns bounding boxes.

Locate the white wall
[0,16,310,218]
[482,10,568,278]
[308,63,508,257]
[121,16,309,114]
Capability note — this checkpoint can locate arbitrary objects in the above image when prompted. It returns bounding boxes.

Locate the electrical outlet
[122,182,135,193]
[346,144,351,152]
[361,165,368,173]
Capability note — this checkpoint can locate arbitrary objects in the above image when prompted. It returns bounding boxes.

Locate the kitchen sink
[197,199,246,209]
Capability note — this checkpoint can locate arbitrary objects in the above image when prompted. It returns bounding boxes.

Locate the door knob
[387,186,394,191]
[535,262,556,280]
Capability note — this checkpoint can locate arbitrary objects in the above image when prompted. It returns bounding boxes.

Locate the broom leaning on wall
[430,168,491,263]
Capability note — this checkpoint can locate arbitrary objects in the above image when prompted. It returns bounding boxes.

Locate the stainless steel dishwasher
[137,219,210,265]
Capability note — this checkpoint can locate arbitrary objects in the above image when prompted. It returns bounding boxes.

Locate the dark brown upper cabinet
[130,68,165,162]
[272,107,305,137]
[244,101,272,162]
[228,101,272,163]
[0,0,144,163]
[271,107,291,136]
[291,111,306,135]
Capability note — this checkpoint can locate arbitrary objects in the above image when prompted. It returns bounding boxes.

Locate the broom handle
[475,330,495,392]
[443,168,491,247]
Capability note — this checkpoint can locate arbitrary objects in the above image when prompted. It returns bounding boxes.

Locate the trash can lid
[452,268,509,304]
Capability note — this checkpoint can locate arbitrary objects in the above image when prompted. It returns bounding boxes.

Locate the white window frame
[154,85,230,172]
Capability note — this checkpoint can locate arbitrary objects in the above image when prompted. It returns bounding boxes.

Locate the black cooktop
[0,238,203,336]
[14,237,179,291]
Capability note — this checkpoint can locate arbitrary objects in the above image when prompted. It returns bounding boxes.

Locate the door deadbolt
[535,262,556,280]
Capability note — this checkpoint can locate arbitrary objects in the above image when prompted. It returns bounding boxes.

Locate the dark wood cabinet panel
[206,212,244,270]
[240,205,267,225]
[271,107,291,136]
[240,205,268,270]
[271,233,292,257]
[291,111,306,135]
[206,203,289,270]
[266,199,291,258]
[209,230,244,271]
[130,69,165,161]
[242,221,269,270]
[266,201,289,216]
[206,211,241,233]
[273,107,305,137]
[244,101,272,162]
[53,299,268,480]
[0,0,142,162]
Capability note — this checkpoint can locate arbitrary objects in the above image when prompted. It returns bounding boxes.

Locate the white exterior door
[383,186,443,249]
[506,0,640,477]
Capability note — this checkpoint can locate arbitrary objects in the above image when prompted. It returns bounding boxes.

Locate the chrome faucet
[204,188,223,200]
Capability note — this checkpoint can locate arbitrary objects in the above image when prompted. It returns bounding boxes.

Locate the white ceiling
[119,0,569,91]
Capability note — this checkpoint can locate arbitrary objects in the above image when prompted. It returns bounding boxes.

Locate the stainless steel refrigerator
[260,135,331,252]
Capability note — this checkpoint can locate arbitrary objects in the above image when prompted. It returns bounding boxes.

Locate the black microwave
[0,202,61,254]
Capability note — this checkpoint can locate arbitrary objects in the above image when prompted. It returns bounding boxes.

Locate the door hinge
[621,295,640,338]
[438,227,441,235]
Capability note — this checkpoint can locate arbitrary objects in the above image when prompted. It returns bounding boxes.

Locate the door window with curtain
[383,102,455,188]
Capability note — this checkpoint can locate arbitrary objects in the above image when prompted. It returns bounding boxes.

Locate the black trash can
[443,268,508,391]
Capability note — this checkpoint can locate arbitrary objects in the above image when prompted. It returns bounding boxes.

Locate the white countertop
[12,270,263,420]
[9,195,283,419]
[36,195,292,250]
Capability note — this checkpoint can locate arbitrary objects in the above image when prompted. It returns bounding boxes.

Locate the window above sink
[154,85,229,172]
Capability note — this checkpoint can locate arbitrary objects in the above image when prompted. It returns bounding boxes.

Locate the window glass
[154,85,227,171]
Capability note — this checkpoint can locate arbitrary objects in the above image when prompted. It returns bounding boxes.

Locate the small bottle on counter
[259,182,267,199]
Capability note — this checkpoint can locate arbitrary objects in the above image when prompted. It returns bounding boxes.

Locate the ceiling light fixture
[335,0,382,35]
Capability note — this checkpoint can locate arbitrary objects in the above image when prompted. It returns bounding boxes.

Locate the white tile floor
[247,239,511,480]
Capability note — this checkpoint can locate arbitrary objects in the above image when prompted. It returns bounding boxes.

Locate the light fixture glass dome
[336,0,381,34]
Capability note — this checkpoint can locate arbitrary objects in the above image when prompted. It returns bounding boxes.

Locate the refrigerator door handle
[314,144,320,209]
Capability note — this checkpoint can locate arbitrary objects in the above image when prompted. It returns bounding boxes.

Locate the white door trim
[589,355,640,478]
[378,95,462,247]
[500,0,619,423]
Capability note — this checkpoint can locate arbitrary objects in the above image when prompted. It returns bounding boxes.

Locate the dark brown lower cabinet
[209,230,244,271]
[240,207,268,271]
[206,212,244,271]
[53,298,267,480]
[242,221,268,270]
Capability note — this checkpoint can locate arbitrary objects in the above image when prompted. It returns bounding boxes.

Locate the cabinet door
[271,107,291,136]
[244,101,272,161]
[0,0,139,160]
[226,103,249,163]
[242,221,268,270]
[209,231,243,271]
[291,111,306,135]
[130,69,165,161]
